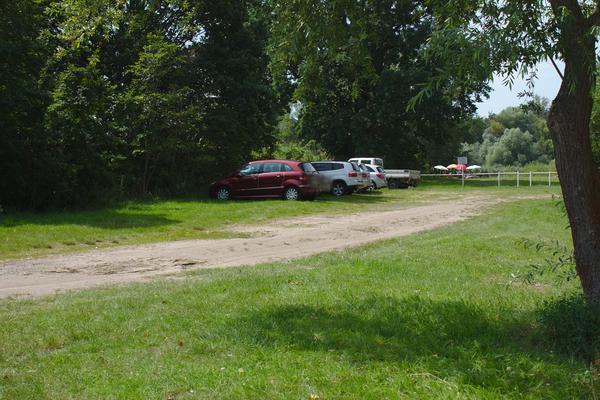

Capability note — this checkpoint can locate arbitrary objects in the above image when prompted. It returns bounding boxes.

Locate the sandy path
[0,194,524,298]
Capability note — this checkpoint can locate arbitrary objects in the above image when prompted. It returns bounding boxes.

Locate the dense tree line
[0,0,491,210]
[461,99,555,169]
[268,0,487,170]
[2,0,278,209]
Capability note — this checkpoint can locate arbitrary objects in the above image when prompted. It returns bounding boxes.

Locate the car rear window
[377,167,385,173]
[332,163,345,170]
[350,162,360,171]
[283,164,293,172]
[364,165,375,172]
[311,162,331,171]
[374,159,383,167]
[301,163,317,172]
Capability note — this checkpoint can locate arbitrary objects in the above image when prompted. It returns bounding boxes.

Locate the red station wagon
[209,160,319,200]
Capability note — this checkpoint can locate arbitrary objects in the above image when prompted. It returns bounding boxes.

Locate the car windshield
[239,164,260,176]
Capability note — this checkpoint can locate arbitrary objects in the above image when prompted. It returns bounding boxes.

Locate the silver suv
[311,161,366,196]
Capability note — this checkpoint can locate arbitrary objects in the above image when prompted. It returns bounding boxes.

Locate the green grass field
[0,183,561,260]
[1,196,596,399]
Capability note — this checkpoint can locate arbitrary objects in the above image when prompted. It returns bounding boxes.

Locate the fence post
[517,171,520,188]
[529,171,532,187]
[497,171,501,188]
[548,171,551,187]
[461,171,465,187]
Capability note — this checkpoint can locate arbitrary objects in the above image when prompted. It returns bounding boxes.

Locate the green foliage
[272,139,331,162]
[461,103,554,168]
[269,0,488,169]
[517,238,577,285]
[589,82,600,167]
[1,0,279,209]
[487,128,537,166]
[419,1,563,98]
[0,0,53,209]
[267,113,332,161]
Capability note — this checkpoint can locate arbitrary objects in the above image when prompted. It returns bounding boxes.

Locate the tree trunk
[547,39,600,302]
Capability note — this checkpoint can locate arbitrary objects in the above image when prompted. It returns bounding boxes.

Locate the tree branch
[550,0,586,26]
[562,0,586,23]
[549,56,565,80]
[586,2,600,28]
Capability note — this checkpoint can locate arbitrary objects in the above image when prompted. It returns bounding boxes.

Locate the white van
[348,157,384,168]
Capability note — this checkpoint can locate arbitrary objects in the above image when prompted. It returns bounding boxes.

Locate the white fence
[421,171,559,188]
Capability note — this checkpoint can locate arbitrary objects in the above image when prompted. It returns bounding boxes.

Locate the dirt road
[0,195,528,298]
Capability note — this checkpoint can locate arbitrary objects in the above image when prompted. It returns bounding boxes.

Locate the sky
[475,60,564,116]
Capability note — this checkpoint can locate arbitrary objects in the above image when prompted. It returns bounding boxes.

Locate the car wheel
[369,180,377,191]
[283,186,300,200]
[216,186,231,200]
[330,181,346,197]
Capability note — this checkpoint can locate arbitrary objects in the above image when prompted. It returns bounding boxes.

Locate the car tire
[216,186,231,200]
[369,180,377,191]
[330,181,346,197]
[283,186,300,200]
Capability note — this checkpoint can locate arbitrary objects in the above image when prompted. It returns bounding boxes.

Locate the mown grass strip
[0,199,594,399]
[0,185,560,260]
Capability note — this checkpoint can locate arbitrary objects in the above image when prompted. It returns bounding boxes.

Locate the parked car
[209,160,319,200]
[348,157,384,168]
[385,169,421,188]
[356,163,374,191]
[361,164,388,190]
[311,161,366,196]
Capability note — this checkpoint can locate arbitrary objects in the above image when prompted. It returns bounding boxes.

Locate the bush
[273,140,331,162]
[494,161,556,172]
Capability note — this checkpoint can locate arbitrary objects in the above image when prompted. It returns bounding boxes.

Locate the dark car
[209,160,319,200]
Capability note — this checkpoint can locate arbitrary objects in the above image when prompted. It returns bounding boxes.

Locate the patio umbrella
[467,165,482,171]
[434,165,448,171]
[447,164,458,169]
[455,164,467,172]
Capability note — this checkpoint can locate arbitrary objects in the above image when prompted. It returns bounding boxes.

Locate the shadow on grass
[0,209,177,229]
[0,192,392,229]
[537,294,600,361]
[205,192,391,205]
[313,192,392,204]
[233,296,583,392]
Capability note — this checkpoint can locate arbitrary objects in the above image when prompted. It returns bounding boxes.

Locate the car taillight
[376,173,385,179]
[348,172,358,177]
[362,172,368,178]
